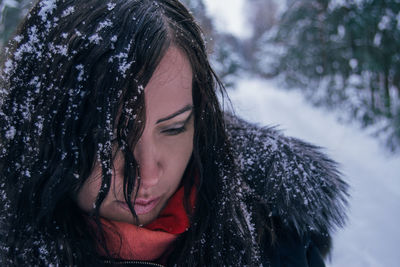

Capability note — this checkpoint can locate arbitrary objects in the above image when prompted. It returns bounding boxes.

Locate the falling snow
[75,64,84,81]
[88,33,102,45]
[61,6,75,17]
[4,126,16,140]
[38,0,57,22]
[107,3,116,11]
[13,35,23,43]
[97,19,113,32]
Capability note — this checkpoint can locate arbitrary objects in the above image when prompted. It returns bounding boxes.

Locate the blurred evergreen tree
[258,0,400,152]
[210,33,243,88]
[180,0,213,36]
[244,0,278,73]
[181,0,244,88]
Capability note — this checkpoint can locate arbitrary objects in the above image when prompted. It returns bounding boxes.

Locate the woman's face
[76,47,194,226]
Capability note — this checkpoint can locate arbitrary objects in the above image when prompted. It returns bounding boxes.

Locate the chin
[113,210,158,226]
[137,210,159,226]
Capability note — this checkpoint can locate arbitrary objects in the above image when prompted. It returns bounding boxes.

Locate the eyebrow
[156,104,193,124]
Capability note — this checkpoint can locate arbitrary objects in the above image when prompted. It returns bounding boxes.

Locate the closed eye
[161,126,186,136]
[160,111,193,136]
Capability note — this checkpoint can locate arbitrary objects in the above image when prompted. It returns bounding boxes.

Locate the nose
[133,136,161,190]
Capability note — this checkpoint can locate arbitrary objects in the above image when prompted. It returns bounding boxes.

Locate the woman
[0,0,348,266]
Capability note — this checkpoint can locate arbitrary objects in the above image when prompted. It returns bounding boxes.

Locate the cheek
[76,155,127,212]
[76,168,102,212]
[166,131,194,179]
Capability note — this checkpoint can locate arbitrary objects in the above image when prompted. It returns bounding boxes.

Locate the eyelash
[162,125,186,136]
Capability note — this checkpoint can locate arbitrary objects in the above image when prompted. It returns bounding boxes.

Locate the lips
[118,197,160,215]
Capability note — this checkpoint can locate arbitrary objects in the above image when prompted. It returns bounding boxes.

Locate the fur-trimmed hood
[225,114,349,242]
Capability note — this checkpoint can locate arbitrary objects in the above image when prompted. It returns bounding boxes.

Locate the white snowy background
[204,1,400,267]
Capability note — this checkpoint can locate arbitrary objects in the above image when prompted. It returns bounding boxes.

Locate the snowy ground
[228,78,400,267]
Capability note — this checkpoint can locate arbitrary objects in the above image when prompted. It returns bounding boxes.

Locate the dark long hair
[0,0,259,265]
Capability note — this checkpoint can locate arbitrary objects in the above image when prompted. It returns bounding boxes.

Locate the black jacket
[104,115,349,266]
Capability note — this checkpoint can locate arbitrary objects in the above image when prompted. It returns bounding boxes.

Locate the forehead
[144,47,193,120]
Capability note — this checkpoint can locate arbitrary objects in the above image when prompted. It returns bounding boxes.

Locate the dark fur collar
[225,114,349,237]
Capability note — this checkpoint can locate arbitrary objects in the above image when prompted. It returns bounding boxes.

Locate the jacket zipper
[103,259,165,267]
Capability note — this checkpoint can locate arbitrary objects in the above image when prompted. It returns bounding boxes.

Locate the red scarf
[98,185,195,262]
